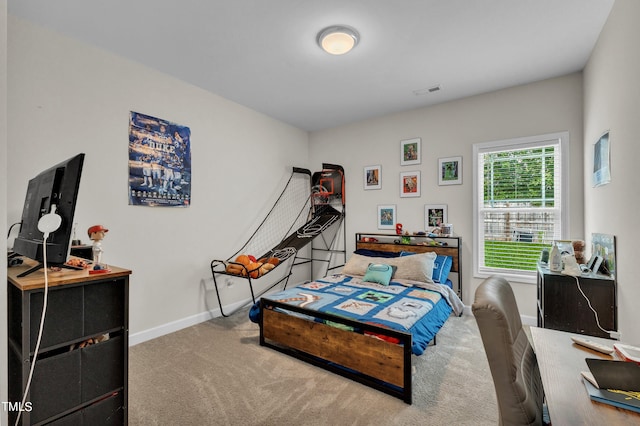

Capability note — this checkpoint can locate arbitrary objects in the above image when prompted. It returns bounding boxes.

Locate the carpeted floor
[128,309,498,425]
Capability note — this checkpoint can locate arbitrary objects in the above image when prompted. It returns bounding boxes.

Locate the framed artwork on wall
[425,204,448,229]
[593,131,611,187]
[377,205,396,230]
[438,156,462,185]
[400,171,421,197]
[400,138,421,166]
[363,165,382,190]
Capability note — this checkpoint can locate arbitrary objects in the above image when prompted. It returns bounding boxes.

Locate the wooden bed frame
[258,236,460,404]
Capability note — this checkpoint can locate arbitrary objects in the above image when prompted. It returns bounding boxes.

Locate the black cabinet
[7,261,131,425]
[536,263,616,339]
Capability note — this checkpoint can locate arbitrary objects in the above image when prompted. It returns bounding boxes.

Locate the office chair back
[472,276,545,426]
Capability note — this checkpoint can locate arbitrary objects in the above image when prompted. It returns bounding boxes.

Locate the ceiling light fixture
[317,25,360,55]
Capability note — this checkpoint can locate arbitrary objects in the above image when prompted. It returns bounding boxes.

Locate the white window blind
[473,132,568,281]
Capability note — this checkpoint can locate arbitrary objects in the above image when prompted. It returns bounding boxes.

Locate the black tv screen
[12,153,85,274]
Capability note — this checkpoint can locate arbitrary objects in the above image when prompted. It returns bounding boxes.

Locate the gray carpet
[128,309,498,425]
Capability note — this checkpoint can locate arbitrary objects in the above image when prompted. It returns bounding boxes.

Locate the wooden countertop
[8,257,131,291]
[530,327,640,425]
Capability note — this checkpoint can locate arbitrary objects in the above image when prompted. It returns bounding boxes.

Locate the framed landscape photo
[363,165,382,190]
[425,204,448,229]
[438,156,462,185]
[400,171,421,197]
[400,138,421,166]
[377,204,396,230]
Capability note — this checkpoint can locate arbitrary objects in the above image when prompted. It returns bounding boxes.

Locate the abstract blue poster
[128,111,191,207]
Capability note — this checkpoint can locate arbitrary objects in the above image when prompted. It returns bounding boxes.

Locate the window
[473,132,569,282]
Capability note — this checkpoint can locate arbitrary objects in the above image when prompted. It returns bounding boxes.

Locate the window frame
[472,131,570,284]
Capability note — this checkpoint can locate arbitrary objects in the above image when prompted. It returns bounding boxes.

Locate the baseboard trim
[128,299,249,346]
[130,303,537,346]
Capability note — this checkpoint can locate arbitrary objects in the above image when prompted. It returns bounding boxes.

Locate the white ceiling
[8,0,615,132]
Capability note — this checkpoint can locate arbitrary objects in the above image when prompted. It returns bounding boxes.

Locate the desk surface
[8,257,131,291]
[530,327,640,425]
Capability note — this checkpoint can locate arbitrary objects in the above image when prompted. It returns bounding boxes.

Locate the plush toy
[225,254,280,277]
[572,240,586,264]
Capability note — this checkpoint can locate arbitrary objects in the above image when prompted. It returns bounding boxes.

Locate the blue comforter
[250,274,458,355]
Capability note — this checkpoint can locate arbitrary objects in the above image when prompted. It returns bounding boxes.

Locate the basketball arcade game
[210,164,346,317]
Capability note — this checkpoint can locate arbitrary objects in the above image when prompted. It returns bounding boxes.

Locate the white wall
[584,0,640,345]
[6,17,309,343]
[309,73,585,317]
[1,0,8,423]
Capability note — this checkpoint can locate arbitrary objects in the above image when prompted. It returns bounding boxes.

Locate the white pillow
[343,252,436,283]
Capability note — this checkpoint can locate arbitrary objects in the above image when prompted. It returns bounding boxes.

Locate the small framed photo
[400,171,421,197]
[425,204,448,229]
[593,131,611,187]
[400,138,421,166]
[377,205,396,230]
[438,156,462,185]
[363,165,382,190]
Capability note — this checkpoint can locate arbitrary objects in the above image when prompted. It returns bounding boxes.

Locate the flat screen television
[12,153,85,277]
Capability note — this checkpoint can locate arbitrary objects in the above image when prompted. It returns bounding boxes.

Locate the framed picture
[377,205,396,230]
[363,165,382,190]
[425,204,448,229]
[438,156,462,185]
[400,171,421,197]
[400,138,421,166]
[593,131,611,187]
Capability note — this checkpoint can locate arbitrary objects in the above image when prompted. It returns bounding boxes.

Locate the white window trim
[472,131,570,284]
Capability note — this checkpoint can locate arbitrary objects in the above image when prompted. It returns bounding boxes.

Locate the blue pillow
[362,263,397,286]
[432,255,453,283]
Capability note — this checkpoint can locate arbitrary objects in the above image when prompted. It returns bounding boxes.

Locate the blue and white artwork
[128,111,192,207]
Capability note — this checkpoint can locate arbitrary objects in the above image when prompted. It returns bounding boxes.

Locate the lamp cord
[572,275,616,335]
[7,222,21,239]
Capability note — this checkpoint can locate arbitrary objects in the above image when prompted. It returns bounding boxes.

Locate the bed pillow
[362,263,397,286]
[343,252,436,283]
[400,252,453,283]
[432,255,453,283]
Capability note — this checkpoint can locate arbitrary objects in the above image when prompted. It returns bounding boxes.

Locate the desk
[530,327,640,425]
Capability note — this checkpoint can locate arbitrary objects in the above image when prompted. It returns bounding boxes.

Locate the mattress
[250,273,459,355]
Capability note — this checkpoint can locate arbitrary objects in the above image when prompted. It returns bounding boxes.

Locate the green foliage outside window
[484,241,551,271]
[483,147,555,207]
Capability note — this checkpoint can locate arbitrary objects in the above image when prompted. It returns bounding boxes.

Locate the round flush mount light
[317,25,360,55]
